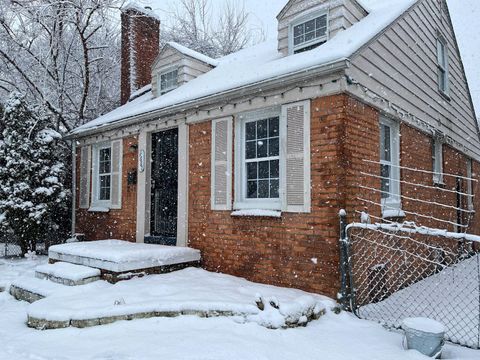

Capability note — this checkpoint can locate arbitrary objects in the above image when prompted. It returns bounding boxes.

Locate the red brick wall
[75,137,138,241]
[188,94,379,297]
[400,123,480,233]
[121,9,160,105]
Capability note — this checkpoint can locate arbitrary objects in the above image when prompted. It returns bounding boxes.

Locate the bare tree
[164,0,263,58]
[0,0,126,130]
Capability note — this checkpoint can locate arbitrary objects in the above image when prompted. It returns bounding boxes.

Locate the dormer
[151,42,218,98]
[277,0,368,56]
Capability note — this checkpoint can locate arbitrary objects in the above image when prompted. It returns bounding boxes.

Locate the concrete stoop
[9,278,67,303]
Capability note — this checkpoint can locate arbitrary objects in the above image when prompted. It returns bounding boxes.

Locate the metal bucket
[402,317,445,358]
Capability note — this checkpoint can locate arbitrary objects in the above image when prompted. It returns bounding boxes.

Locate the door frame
[136,121,189,246]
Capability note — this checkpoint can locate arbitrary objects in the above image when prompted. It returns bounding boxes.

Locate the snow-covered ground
[1,257,479,360]
[360,255,480,348]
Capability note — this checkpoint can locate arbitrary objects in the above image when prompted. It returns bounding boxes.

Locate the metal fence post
[339,209,349,310]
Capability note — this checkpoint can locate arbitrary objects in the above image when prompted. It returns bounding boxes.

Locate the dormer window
[291,12,328,54]
[159,68,178,95]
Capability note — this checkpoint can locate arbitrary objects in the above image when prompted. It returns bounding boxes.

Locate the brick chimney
[121,5,160,105]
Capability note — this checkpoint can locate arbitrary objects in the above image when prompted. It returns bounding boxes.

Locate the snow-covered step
[35,262,101,286]
[9,277,67,303]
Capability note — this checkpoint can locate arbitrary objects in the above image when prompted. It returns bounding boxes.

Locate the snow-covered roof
[166,42,219,67]
[70,0,417,137]
[122,2,161,21]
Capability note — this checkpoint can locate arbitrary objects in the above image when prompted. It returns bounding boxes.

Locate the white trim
[177,122,189,246]
[234,108,282,211]
[211,117,233,211]
[467,158,474,210]
[437,36,449,96]
[136,130,150,243]
[380,116,401,213]
[289,10,329,55]
[91,142,113,209]
[110,139,123,210]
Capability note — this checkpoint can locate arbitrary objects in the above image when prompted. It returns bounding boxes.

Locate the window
[245,117,280,200]
[467,158,474,210]
[291,13,328,54]
[437,37,449,94]
[159,69,178,94]
[97,146,112,201]
[380,118,400,210]
[432,139,443,184]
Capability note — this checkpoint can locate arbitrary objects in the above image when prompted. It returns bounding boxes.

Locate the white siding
[347,0,480,159]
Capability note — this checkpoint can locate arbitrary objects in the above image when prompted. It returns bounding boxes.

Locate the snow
[402,318,446,335]
[49,240,201,272]
[122,2,161,21]
[87,206,110,213]
[1,257,479,359]
[231,209,282,218]
[70,0,416,136]
[35,262,100,282]
[383,209,407,218]
[129,84,152,101]
[167,42,219,67]
[26,267,329,328]
[11,277,66,297]
[348,222,480,243]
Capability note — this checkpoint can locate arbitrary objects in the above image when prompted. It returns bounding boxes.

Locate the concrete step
[9,277,67,303]
[35,262,101,286]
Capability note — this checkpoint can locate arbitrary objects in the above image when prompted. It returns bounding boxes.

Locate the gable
[277,0,368,55]
[347,0,480,160]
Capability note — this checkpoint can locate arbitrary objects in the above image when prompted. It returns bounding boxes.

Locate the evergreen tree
[0,92,69,255]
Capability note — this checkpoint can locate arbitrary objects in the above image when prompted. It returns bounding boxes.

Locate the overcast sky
[141,0,480,116]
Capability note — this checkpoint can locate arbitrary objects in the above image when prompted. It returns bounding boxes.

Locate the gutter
[65,58,350,140]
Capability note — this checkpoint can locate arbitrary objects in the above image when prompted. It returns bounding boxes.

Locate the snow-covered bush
[0,92,69,255]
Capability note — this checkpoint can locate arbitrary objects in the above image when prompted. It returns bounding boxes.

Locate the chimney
[121,5,160,105]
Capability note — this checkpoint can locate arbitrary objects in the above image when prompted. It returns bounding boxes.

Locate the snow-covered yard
[1,257,479,360]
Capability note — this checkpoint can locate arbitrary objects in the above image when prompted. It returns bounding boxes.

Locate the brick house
[67,0,480,297]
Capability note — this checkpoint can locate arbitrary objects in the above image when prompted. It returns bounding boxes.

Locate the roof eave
[65,58,350,140]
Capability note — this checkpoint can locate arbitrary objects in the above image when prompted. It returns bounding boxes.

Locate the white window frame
[158,67,178,95]
[467,158,474,210]
[91,143,113,208]
[432,138,444,184]
[234,107,282,211]
[289,10,329,55]
[437,37,449,95]
[380,117,401,212]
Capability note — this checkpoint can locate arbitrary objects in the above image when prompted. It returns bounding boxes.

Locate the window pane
[258,161,269,179]
[293,24,303,37]
[305,30,315,42]
[247,162,257,180]
[99,175,111,201]
[257,119,268,139]
[268,138,279,157]
[257,140,268,158]
[381,125,391,162]
[269,117,279,137]
[258,180,269,198]
[305,19,315,33]
[247,181,257,198]
[294,35,304,46]
[246,122,256,140]
[246,141,256,159]
[316,16,327,29]
[380,165,390,199]
[270,180,279,198]
[270,160,279,178]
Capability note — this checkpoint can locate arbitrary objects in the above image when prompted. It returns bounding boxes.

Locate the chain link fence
[340,220,480,349]
[0,229,64,258]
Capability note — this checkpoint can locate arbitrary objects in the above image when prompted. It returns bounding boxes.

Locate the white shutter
[281,101,311,213]
[110,139,123,209]
[79,145,91,209]
[211,117,233,210]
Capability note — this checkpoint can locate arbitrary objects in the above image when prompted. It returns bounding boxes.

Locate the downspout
[71,140,76,239]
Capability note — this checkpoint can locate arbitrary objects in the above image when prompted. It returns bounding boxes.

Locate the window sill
[231,209,282,218]
[433,181,446,188]
[382,208,405,219]
[439,90,451,102]
[88,206,110,213]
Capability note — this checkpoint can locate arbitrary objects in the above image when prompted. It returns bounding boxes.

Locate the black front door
[147,128,178,246]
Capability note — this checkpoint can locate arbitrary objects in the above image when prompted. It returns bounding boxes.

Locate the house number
[139,150,145,173]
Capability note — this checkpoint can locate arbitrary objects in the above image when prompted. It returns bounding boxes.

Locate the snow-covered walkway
[1,257,479,360]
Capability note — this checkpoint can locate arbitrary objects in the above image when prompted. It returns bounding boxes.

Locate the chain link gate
[339,214,480,349]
